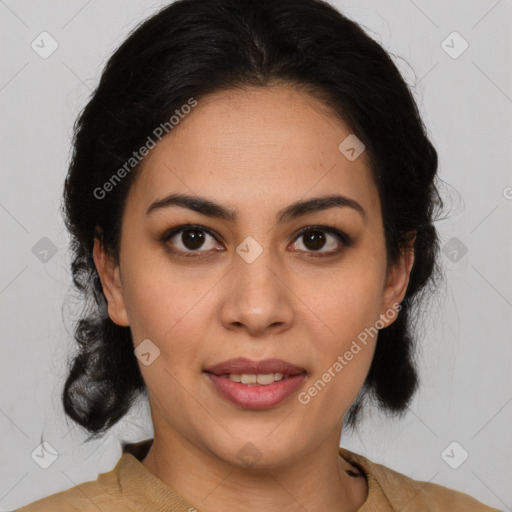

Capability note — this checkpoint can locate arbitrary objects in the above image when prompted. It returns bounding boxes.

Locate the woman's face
[94,84,413,467]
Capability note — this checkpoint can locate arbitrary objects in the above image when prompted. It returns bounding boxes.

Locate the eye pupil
[182,229,205,250]
[303,230,326,251]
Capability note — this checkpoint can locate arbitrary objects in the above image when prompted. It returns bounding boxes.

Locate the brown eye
[159,224,352,259]
[162,225,222,256]
[301,230,327,251]
[179,229,206,250]
[291,226,352,255]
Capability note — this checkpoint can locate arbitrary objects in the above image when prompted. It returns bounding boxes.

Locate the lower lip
[205,372,307,409]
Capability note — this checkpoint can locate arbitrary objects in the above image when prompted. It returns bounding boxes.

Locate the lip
[204,357,307,376]
[205,372,307,409]
[203,357,308,410]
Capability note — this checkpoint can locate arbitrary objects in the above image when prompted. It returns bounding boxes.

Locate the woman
[16,0,500,510]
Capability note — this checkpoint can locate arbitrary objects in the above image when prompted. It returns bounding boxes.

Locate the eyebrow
[145,193,366,223]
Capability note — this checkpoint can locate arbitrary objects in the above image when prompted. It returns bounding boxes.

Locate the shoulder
[339,447,502,512]
[14,465,123,512]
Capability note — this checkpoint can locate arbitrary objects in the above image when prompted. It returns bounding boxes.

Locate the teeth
[227,373,287,385]
[255,374,275,385]
[240,374,257,384]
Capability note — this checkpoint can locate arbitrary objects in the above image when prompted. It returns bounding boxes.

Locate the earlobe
[92,235,130,327]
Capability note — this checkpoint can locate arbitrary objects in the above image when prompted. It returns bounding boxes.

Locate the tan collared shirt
[16,439,501,511]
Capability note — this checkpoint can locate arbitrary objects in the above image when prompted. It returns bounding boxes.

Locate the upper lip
[204,357,307,376]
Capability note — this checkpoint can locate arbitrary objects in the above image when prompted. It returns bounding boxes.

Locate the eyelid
[292,224,353,248]
[159,223,220,243]
[159,223,352,256]
[159,223,223,257]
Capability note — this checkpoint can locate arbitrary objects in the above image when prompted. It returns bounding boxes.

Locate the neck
[141,427,366,512]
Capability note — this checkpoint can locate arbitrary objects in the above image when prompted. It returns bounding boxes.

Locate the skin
[93,83,415,512]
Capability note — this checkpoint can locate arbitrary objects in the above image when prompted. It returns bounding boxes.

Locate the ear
[378,231,416,328]
[92,233,130,327]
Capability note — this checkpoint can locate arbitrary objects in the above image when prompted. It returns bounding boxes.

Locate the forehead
[125,84,379,220]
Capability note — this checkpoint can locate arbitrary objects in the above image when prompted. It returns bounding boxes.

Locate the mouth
[206,372,300,385]
[203,357,308,409]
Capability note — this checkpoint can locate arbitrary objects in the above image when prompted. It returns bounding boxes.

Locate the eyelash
[158,223,353,259]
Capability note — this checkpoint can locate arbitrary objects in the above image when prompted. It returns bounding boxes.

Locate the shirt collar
[114,439,392,511]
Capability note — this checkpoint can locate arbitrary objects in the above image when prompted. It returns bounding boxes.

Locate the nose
[219,246,295,337]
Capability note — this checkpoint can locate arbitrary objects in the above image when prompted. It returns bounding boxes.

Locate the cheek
[297,279,380,424]
[120,254,209,364]
[308,261,385,346]
[297,259,384,406]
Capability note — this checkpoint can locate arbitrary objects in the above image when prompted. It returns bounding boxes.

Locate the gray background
[1,0,511,510]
